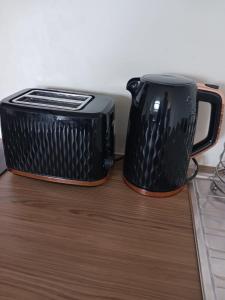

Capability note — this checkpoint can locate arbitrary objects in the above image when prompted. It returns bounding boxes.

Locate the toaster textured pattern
[1,110,107,181]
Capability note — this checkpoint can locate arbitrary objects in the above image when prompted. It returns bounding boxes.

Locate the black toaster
[1,88,115,186]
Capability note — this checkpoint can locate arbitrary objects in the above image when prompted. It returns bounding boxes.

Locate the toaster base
[10,169,108,187]
[123,177,185,198]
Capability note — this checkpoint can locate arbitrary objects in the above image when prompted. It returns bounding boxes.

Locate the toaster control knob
[104,158,114,170]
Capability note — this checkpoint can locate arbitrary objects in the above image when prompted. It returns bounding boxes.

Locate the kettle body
[123,74,224,197]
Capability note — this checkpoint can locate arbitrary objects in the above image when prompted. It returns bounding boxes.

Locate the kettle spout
[126,77,141,96]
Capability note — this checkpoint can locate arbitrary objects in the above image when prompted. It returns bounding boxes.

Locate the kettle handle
[191,83,224,156]
[126,77,141,96]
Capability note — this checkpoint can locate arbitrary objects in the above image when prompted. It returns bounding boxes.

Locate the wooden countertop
[0,162,202,300]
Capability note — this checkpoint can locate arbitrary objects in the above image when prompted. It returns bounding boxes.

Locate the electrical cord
[187,157,199,181]
[113,153,199,183]
[114,155,125,162]
[114,154,199,181]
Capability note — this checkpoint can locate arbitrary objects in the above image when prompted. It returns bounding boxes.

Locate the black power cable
[187,157,199,181]
[114,154,199,182]
[114,155,125,162]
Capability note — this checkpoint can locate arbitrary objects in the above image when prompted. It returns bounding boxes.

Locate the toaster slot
[12,96,81,110]
[11,90,93,111]
[27,90,90,102]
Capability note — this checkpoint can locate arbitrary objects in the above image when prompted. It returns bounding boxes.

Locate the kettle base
[9,169,109,187]
[123,177,185,198]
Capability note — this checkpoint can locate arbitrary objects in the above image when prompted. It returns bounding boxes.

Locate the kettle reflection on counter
[123,74,224,197]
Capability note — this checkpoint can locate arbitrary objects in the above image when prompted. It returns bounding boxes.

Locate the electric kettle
[123,74,224,197]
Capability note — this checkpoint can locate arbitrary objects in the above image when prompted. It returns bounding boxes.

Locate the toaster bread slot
[11,90,93,111]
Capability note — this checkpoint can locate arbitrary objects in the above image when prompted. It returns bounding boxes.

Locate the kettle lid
[141,74,195,86]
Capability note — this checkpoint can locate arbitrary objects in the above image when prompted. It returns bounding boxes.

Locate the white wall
[0,0,225,166]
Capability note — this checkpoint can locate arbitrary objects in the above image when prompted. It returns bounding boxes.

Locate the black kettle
[123,74,224,197]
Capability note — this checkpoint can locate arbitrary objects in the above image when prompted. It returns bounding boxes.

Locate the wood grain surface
[0,162,202,300]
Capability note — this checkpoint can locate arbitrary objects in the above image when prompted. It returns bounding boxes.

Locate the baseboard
[114,152,124,156]
[198,165,215,173]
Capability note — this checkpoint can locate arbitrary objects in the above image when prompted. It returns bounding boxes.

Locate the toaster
[1,88,115,186]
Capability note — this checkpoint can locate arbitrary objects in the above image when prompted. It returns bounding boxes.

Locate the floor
[0,162,202,300]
